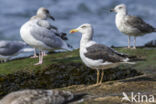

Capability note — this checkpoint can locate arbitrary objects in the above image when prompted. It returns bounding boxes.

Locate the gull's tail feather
[122,61,136,65]
[61,42,73,51]
[123,58,136,64]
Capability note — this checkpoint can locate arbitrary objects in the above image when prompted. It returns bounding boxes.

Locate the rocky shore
[0,48,156,104]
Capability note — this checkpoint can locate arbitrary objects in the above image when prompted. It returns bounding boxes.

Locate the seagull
[30,9,68,58]
[0,40,28,62]
[110,4,156,49]
[70,24,135,84]
[0,89,73,104]
[20,7,72,65]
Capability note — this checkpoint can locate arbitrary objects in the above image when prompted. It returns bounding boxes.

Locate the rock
[145,40,156,47]
[0,63,141,99]
[0,48,155,104]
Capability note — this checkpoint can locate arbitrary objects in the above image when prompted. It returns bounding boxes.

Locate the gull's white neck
[115,10,128,29]
[80,32,93,48]
[116,10,127,19]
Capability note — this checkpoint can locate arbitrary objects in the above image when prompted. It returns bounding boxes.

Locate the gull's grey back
[0,41,27,56]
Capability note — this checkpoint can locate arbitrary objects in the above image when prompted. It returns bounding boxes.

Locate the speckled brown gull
[0,89,73,104]
[111,4,156,49]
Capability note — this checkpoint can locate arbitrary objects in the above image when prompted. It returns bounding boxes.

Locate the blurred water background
[0,0,156,57]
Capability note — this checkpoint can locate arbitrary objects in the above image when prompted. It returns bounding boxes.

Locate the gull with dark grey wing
[70,24,135,84]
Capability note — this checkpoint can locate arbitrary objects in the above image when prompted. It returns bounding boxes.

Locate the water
[0,0,156,50]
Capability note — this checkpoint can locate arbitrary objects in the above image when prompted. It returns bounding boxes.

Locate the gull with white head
[110,4,156,49]
[20,7,72,65]
[70,24,135,84]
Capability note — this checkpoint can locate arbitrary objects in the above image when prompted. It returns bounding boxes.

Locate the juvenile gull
[30,8,68,58]
[0,89,73,104]
[70,24,135,84]
[0,40,27,62]
[20,7,71,65]
[111,4,156,49]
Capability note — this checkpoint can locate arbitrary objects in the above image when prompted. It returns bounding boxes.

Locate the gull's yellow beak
[69,29,78,34]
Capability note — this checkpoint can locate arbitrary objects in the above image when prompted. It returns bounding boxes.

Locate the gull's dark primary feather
[37,20,68,40]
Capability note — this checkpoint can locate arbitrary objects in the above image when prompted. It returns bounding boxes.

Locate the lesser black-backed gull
[20,7,72,65]
[0,89,73,104]
[70,24,135,84]
[110,4,156,49]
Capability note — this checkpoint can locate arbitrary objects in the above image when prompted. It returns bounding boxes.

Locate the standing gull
[20,7,71,65]
[0,89,73,104]
[70,24,135,84]
[110,4,156,49]
[0,40,28,62]
[30,8,69,58]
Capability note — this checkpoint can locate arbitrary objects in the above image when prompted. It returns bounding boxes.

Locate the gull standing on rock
[0,89,73,104]
[30,9,69,58]
[110,4,156,49]
[20,7,71,65]
[70,24,135,84]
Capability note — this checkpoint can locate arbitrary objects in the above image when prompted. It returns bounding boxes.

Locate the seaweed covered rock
[0,62,141,98]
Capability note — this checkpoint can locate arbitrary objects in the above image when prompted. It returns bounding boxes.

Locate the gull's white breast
[80,41,112,69]
[115,14,141,36]
[20,20,50,50]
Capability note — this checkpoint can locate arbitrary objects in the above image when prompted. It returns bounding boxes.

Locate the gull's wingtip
[61,43,73,51]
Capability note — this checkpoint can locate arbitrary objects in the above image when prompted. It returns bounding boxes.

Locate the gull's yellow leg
[96,69,100,84]
[100,70,104,84]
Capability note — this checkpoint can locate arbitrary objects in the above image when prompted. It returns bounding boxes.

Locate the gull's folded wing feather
[30,24,64,49]
[84,44,126,62]
[125,15,155,33]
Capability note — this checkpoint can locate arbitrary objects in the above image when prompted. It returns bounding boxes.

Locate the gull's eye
[119,6,123,9]
[44,9,49,14]
[81,26,87,28]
